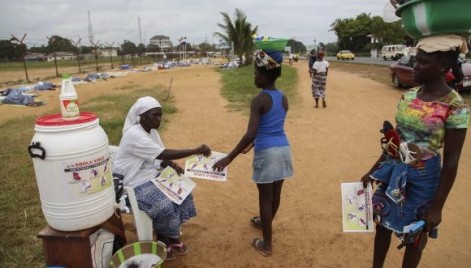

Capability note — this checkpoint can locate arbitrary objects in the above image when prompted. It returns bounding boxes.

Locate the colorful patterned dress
[371,87,469,233]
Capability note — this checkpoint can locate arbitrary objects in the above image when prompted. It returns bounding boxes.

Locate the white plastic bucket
[28,112,115,231]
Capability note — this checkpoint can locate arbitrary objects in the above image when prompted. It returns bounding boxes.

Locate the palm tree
[214,8,258,66]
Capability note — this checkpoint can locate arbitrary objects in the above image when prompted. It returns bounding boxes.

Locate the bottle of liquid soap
[60,74,80,120]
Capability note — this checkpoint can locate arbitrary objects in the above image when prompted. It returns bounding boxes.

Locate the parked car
[336,50,355,60]
[389,54,471,92]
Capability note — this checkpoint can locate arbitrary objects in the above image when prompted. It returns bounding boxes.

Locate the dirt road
[2,63,470,267]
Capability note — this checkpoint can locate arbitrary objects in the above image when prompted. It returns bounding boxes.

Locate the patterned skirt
[312,73,327,98]
[134,180,197,238]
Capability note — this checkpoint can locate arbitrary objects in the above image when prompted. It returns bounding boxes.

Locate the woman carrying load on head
[213,50,293,257]
[361,34,469,268]
[113,96,211,261]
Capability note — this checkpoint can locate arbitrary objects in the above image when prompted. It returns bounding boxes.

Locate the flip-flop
[250,216,263,230]
[170,242,189,256]
[251,238,272,257]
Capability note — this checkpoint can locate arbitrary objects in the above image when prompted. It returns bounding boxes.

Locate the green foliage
[287,39,306,54]
[214,8,258,65]
[219,64,298,112]
[48,35,76,53]
[121,40,138,55]
[330,13,409,52]
[198,42,216,52]
[324,42,339,54]
[0,39,21,61]
[0,87,176,267]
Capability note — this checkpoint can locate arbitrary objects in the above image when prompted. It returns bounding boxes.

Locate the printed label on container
[61,99,80,117]
[63,155,112,197]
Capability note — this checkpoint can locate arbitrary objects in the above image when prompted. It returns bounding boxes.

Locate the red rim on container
[36,112,97,126]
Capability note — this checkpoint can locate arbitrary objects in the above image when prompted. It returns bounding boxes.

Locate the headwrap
[416,34,469,54]
[123,96,161,134]
[255,50,282,70]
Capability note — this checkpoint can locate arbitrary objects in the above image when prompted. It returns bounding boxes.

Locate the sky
[1,0,390,49]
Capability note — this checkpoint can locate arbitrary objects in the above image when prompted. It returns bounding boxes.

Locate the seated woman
[113,96,211,261]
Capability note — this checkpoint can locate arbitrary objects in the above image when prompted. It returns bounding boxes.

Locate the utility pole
[138,16,143,66]
[105,42,115,69]
[72,38,82,74]
[88,11,94,44]
[10,33,29,81]
[88,11,100,72]
[91,40,101,72]
[47,36,59,77]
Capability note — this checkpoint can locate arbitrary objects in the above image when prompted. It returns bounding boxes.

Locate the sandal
[251,238,272,257]
[170,242,189,256]
[165,246,176,262]
[250,216,263,230]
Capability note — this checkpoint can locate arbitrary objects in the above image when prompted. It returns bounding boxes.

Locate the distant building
[96,47,118,57]
[149,35,171,49]
[25,53,46,61]
[44,52,77,62]
[216,41,231,50]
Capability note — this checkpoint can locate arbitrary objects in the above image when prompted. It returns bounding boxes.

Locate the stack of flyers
[151,166,196,205]
[184,151,228,182]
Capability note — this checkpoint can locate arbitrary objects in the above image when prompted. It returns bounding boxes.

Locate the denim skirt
[372,155,441,233]
[252,146,293,184]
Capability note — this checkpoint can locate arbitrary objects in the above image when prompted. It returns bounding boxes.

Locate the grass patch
[0,87,176,267]
[218,65,298,113]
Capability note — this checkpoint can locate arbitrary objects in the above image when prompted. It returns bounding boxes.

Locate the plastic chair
[124,186,154,241]
[108,145,154,241]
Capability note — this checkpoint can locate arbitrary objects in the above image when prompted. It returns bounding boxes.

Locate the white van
[381,45,407,61]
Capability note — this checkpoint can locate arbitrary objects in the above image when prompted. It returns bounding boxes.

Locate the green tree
[47,35,76,53]
[198,42,215,52]
[330,13,410,53]
[0,39,20,61]
[324,42,339,54]
[214,8,258,65]
[287,39,306,54]
[137,43,146,56]
[370,16,412,48]
[121,40,137,55]
[330,13,371,52]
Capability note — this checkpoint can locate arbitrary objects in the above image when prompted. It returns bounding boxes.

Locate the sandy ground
[2,62,471,267]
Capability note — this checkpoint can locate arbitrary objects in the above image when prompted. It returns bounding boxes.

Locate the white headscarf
[123,96,161,134]
[416,34,469,54]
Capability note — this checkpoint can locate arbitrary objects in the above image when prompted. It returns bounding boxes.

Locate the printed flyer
[185,151,228,182]
[341,182,374,232]
[152,166,195,205]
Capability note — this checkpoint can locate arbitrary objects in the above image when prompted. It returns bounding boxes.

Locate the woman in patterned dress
[361,34,469,268]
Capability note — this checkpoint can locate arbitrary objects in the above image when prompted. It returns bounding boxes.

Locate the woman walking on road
[311,50,329,108]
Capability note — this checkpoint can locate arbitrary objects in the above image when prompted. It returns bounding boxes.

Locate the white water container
[60,74,80,120]
[28,112,115,231]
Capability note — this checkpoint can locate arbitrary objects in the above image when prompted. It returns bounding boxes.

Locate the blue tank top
[254,89,290,151]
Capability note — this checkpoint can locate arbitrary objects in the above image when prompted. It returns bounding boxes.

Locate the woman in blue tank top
[213,50,293,257]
